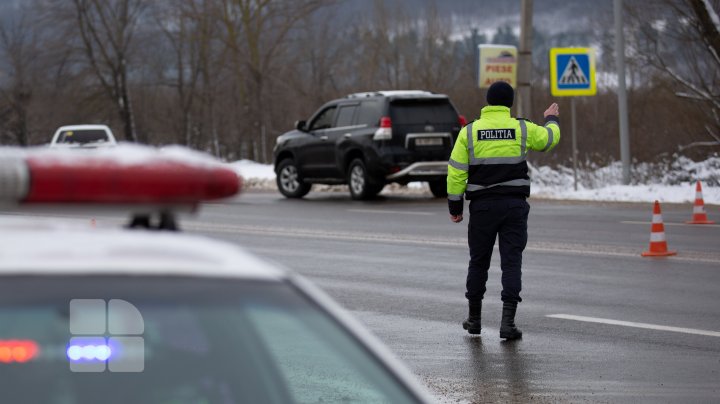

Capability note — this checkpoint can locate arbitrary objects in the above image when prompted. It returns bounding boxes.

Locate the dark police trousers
[466,198,529,304]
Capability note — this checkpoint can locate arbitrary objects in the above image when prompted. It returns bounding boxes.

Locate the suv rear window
[390,100,457,125]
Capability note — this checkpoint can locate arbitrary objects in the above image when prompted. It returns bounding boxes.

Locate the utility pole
[518,0,533,118]
[614,0,631,184]
[472,28,480,85]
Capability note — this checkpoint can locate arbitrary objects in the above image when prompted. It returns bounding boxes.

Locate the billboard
[478,45,517,89]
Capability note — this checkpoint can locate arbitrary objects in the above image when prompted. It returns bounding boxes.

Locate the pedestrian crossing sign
[550,48,596,96]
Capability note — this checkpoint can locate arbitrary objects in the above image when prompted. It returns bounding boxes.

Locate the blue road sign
[550,48,596,96]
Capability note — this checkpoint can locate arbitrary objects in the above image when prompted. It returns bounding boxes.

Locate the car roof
[0,218,285,281]
[346,90,448,100]
[4,143,226,168]
[55,125,112,131]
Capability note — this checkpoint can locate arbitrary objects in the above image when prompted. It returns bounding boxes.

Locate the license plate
[415,138,443,146]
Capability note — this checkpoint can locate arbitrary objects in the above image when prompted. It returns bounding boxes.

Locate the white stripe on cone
[694,206,705,214]
[652,214,663,223]
[650,232,666,242]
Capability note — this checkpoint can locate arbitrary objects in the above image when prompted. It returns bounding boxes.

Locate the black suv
[273,91,466,200]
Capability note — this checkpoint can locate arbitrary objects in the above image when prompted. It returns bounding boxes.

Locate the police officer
[447,81,560,339]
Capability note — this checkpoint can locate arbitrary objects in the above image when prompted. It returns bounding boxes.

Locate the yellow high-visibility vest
[447,105,560,202]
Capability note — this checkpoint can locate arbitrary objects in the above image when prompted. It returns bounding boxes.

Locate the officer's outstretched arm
[447,125,470,216]
[527,105,560,152]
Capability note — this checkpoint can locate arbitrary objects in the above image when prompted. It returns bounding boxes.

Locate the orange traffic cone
[686,181,714,224]
[641,201,677,257]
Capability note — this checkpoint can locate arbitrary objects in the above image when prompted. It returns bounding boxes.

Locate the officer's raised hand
[544,103,559,117]
[450,214,463,223]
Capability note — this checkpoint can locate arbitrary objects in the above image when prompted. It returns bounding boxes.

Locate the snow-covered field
[230,157,720,205]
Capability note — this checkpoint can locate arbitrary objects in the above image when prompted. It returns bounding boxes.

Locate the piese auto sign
[478,44,517,89]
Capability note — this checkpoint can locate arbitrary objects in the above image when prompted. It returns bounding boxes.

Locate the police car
[0,145,433,403]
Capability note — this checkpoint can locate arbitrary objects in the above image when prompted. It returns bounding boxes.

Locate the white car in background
[49,125,117,148]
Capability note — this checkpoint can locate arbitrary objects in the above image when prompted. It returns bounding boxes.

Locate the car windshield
[390,100,457,125]
[58,130,109,144]
[0,276,418,404]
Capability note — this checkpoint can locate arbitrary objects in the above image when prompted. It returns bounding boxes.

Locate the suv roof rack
[346,90,440,99]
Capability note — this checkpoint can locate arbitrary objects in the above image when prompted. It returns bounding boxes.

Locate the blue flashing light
[66,344,112,362]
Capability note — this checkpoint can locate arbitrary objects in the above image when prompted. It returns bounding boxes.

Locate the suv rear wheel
[277,159,311,198]
[348,159,383,200]
[428,179,448,198]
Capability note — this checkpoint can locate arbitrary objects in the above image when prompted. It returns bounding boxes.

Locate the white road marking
[183,222,720,264]
[621,220,720,228]
[547,314,720,337]
[347,209,434,216]
[186,222,461,246]
[5,212,720,264]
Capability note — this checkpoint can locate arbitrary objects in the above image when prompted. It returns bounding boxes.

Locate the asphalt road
[178,190,720,403]
[6,190,720,403]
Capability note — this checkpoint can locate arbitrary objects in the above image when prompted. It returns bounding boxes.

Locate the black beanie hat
[486,81,514,108]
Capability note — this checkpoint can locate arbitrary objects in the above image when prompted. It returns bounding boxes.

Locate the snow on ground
[230,160,276,180]
[529,157,720,204]
[532,183,719,204]
[2,144,229,168]
[230,157,720,205]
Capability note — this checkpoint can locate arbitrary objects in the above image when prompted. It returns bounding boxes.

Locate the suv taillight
[373,116,392,141]
[458,115,467,127]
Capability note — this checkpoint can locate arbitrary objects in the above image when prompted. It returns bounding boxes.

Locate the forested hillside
[0,0,717,165]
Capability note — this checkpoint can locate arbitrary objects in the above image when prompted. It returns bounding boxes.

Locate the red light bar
[23,158,241,204]
[0,340,39,363]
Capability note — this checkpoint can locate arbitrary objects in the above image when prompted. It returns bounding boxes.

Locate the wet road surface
[186,191,720,403]
[6,190,720,402]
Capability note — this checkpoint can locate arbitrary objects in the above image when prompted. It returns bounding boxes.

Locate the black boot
[462,301,482,335]
[499,301,522,340]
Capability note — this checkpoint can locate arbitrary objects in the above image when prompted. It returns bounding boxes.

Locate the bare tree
[0,13,38,146]
[218,0,334,160]
[350,1,458,91]
[290,7,343,105]
[354,0,408,89]
[405,3,459,91]
[194,1,231,157]
[157,0,204,147]
[70,0,147,142]
[628,0,720,151]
